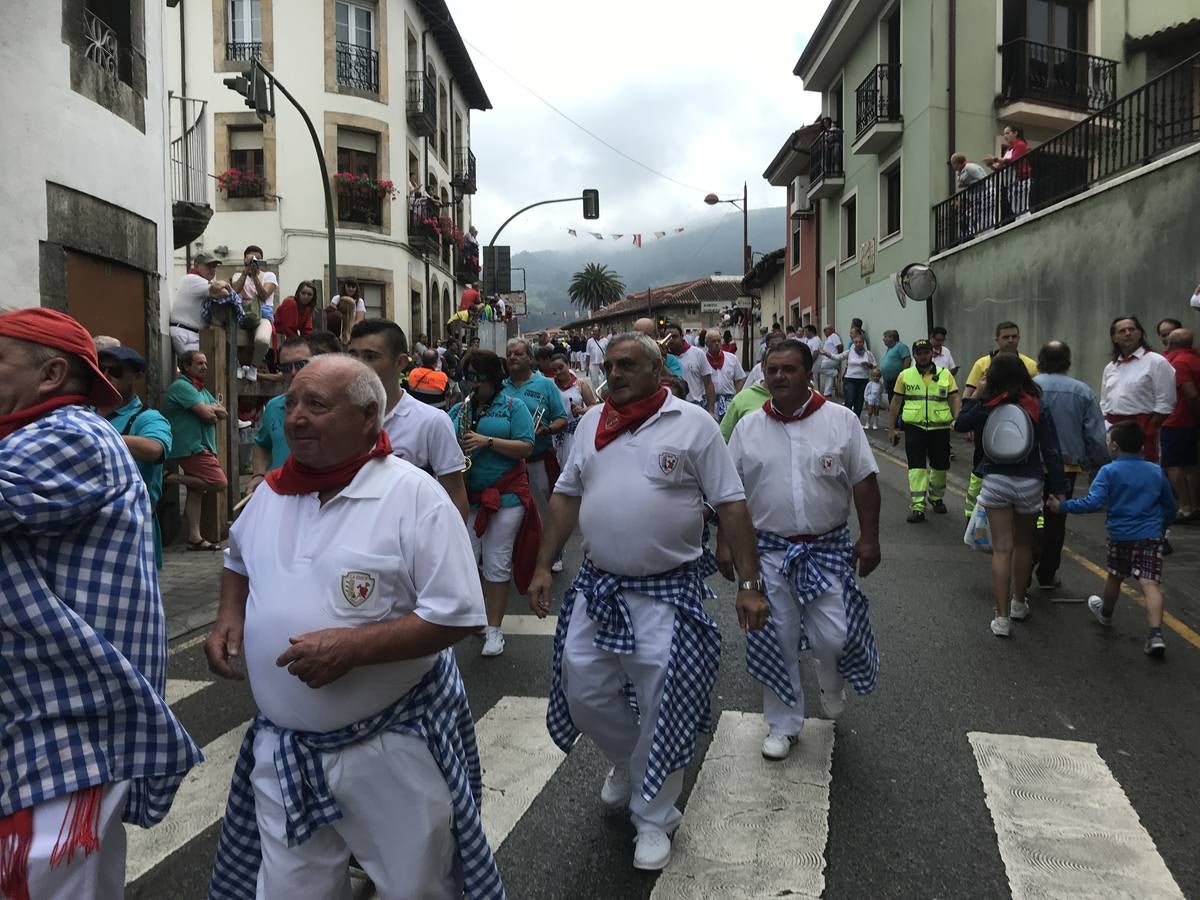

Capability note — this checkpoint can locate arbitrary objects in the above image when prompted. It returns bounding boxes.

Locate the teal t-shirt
[663,353,684,379]
[255,394,290,470]
[448,394,535,508]
[107,396,172,569]
[503,373,567,457]
[880,342,911,383]
[164,377,218,458]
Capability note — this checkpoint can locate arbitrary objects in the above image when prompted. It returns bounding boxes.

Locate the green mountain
[510,207,786,330]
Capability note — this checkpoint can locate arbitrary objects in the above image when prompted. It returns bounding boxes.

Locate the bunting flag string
[562,225,686,248]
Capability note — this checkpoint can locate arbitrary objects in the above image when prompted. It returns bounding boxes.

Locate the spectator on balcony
[463,225,480,272]
[171,252,229,358]
[952,153,993,239]
[819,115,843,175]
[273,280,318,338]
[231,246,277,380]
[983,125,1032,218]
[163,350,228,551]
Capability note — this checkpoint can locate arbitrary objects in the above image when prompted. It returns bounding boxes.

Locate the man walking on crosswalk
[529,331,768,872]
[723,338,882,760]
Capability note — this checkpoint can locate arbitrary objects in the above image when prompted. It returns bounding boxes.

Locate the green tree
[567,263,626,313]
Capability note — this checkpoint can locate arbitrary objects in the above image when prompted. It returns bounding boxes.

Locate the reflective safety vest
[900,366,954,429]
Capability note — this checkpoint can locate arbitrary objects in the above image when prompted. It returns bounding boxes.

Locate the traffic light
[656,316,667,331]
[582,189,600,220]
[223,61,273,122]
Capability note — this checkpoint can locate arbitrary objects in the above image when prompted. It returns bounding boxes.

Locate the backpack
[981,402,1034,463]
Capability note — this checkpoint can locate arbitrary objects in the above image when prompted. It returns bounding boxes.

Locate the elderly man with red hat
[0,308,201,898]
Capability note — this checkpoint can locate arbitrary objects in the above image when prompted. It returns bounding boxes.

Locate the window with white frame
[228,0,261,44]
[336,1,373,49]
[841,193,857,261]
[880,157,901,240]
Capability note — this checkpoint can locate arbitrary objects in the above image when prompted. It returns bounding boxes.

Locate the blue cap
[98,345,147,372]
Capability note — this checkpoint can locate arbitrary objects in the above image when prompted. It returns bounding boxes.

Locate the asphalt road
[128,446,1200,899]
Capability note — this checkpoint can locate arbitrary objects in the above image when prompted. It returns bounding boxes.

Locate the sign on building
[699,299,726,313]
[859,238,877,277]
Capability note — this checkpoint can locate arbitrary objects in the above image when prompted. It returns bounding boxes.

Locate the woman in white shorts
[449,349,536,658]
[955,354,1068,639]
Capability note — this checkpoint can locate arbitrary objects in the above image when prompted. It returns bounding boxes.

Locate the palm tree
[567,263,626,313]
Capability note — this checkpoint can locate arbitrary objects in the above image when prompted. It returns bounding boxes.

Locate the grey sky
[453,0,826,253]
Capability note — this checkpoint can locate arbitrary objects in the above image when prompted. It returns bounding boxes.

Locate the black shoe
[1163,539,1174,556]
[906,510,926,523]
[931,500,948,514]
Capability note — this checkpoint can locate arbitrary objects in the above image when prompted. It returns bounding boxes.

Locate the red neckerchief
[762,390,825,423]
[706,351,726,370]
[187,375,206,391]
[267,431,393,495]
[1114,347,1145,366]
[0,394,89,441]
[984,390,1041,423]
[554,372,577,390]
[186,267,208,277]
[595,387,668,451]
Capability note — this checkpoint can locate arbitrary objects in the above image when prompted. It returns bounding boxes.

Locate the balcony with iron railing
[998,39,1117,128]
[169,95,213,248]
[407,71,437,138]
[451,148,477,195]
[337,184,384,227]
[853,63,902,155]
[408,202,441,255]
[225,41,262,62]
[934,52,1200,253]
[82,7,121,80]
[336,41,379,94]
[806,128,845,201]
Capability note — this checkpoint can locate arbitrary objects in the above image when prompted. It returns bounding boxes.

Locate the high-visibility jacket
[900,365,955,429]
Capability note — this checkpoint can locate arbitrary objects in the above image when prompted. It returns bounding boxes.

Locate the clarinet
[457,391,475,471]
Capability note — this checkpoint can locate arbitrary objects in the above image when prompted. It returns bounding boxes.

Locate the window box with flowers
[217,168,269,199]
[334,171,396,227]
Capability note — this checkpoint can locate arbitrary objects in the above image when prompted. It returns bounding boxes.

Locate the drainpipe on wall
[947,0,957,198]
[179,0,189,268]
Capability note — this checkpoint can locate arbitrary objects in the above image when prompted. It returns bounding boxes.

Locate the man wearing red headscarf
[204,354,501,898]
[0,308,201,898]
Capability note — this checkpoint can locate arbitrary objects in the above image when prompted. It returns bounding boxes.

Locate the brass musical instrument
[531,401,546,435]
[456,392,475,471]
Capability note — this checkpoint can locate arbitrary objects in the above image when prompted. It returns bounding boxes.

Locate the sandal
[187,539,222,551]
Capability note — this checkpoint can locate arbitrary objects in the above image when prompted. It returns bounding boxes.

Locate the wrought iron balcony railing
[336,41,379,93]
[407,71,437,138]
[337,184,383,226]
[225,41,262,62]
[169,96,209,205]
[855,63,901,135]
[934,51,1200,252]
[83,8,119,79]
[808,128,844,185]
[452,148,477,195]
[999,39,1117,113]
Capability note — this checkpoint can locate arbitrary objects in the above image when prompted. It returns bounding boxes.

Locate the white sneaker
[820,686,847,719]
[761,732,797,760]
[632,830,672,871]
[550,559,564,573]
[235,365,246,380]
[480,626,504,657]
[990,616,1011,638]
[244,365,258,382]
[1009,596,1031,621]
[1087,595,1112,626]
[600,766,631,810]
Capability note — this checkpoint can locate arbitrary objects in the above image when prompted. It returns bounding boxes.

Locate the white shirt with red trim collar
[1100,346,1176,417]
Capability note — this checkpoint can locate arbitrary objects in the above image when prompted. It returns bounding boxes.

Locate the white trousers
[527,457,563,564]
[760,549,849,737]
[170,324,201,357]
[815,365,838,397]
[469,503,523,583]
[587,363,605,390]
[251,728,458,900]
[562,590,685,834]
[27,782,130,900]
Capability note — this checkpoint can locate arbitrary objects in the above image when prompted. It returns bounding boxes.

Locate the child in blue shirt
[1047,420,1176,656]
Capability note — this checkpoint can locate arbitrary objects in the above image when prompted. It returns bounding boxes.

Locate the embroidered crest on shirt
[658,451,679,474]
[820,455,834,471]
[340,571,377,607]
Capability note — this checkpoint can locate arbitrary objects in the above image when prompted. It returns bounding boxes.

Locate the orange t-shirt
[408,367,449,393]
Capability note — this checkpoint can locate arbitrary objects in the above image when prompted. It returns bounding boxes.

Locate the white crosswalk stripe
[165,678,209,706]
[968,732,1184,899]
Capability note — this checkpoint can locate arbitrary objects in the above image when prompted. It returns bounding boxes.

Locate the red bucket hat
[0,308,123,408]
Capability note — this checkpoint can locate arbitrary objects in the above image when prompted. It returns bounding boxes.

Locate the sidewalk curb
[167,602,219,642]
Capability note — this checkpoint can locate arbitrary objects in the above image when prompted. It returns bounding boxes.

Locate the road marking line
[499,615,558,637]
[165,678,210,706]
[125,721,248,883]
[651,712,834,899]
[967,732,1183,899]
[872,448,1200,649]
[169,633,207,656]
[474,696,566,849]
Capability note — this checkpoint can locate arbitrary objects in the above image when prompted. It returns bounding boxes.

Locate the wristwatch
[487,436,494,449]
[738,577,765,593]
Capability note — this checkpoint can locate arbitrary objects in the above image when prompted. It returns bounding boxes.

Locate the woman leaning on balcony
[983,125,1032,218]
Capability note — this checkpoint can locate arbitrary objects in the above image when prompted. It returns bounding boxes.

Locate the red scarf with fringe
[762,390,825,423]
[0,785,103,900]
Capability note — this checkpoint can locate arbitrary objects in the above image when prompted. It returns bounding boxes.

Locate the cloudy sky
[451,0,828,253]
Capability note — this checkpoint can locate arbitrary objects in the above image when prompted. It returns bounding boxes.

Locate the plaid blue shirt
[0,406,201,823]
[547,558,721,804]
[746,527,880,704]
[209,650,503,900]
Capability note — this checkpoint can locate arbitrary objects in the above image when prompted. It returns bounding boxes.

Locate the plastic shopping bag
[963,503,992,553]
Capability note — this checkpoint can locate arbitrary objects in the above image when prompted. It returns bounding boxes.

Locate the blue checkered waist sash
[208,650,504,900]
[745,527,879,705]
[547,558,721,804]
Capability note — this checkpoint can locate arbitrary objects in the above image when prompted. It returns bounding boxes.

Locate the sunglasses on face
[277,359,310,374]
[463,371,485,382]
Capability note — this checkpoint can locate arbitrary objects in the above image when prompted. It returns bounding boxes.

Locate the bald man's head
[633,317,656,337]
[285,355,386,469]
[1168,327,1194,350]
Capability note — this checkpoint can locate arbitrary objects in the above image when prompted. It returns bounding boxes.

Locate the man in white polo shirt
[585,327,606,388]
[665,322,717,417]
[723,338,882,761]
[529,332,768,872]
[348,318,469,521]
[204,355,500,898]
[703,328,747,420]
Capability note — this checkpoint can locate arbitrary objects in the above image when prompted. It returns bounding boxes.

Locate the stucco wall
[932,145,1200,394]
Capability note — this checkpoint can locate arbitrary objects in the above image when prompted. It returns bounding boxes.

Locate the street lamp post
[705,182,752,369]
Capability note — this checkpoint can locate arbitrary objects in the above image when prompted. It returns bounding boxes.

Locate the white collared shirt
[728,400,878,536]
[383,391,465,477]
[225,456,485,732]
[745,362,765,389]
[585,338,605,366]
[707,350,747,396]
[554,393,744,575]
[931,345,956,371]
[1100,346,1177,416]
[677,345,716,403]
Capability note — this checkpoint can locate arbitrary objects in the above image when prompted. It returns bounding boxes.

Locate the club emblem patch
[340,571,377,607]
[658,451,679,474]
[820,455,834,471]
